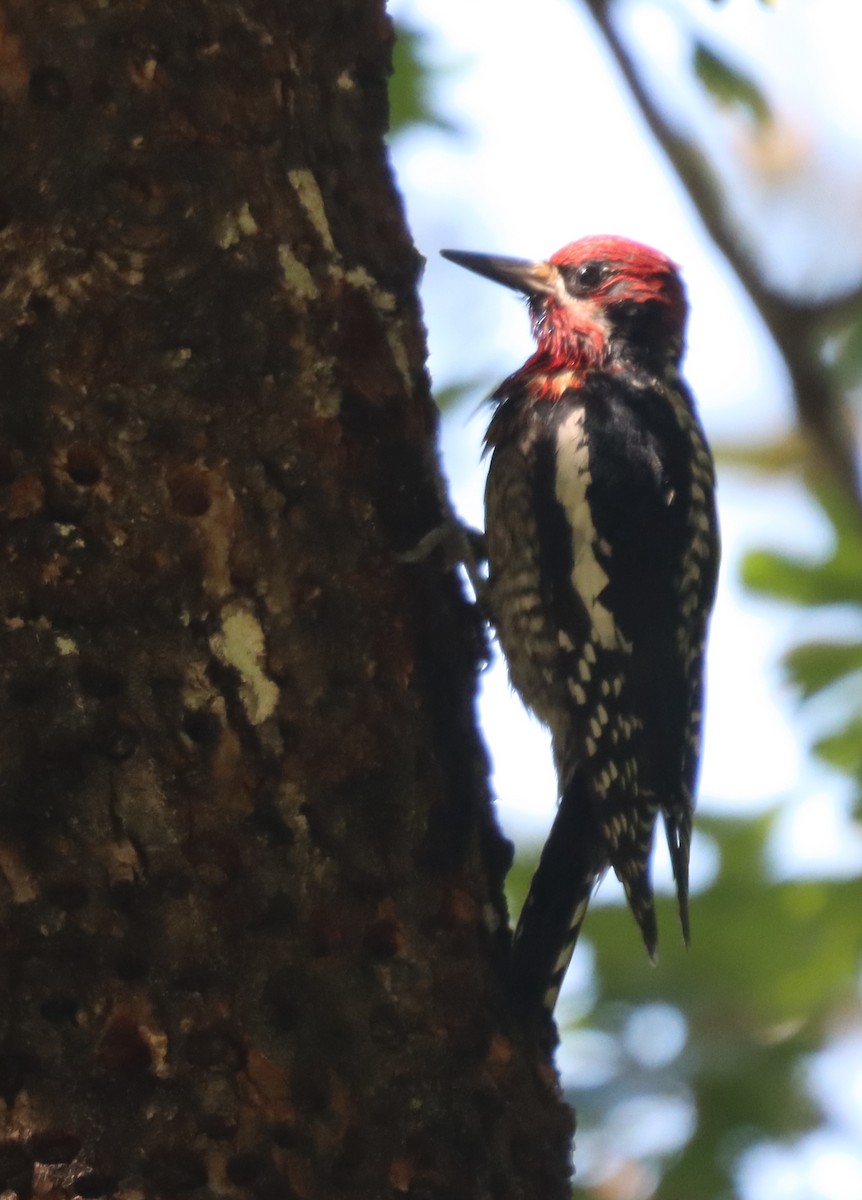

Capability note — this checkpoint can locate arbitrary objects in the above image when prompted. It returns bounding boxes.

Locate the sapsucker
[442,236,719,1016]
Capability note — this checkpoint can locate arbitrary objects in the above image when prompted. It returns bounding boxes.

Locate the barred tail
[509,773,604,1017]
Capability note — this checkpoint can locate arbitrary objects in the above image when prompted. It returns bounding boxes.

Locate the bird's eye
[565,262,605,294]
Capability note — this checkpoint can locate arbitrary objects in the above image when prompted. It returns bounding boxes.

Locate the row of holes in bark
[0,448,216,516]
[0,446,101,487]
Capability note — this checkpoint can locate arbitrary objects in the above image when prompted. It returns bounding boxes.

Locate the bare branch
[583,0,862,513]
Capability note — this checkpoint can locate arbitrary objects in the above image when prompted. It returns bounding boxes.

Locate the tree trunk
[0,2,573,1196]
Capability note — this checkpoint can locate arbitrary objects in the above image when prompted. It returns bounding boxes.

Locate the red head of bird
[442,235,688,375]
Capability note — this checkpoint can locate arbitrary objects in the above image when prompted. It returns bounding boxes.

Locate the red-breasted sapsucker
[442,237,719,1016]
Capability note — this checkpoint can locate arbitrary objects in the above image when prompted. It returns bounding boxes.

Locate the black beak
[440,250,556,297]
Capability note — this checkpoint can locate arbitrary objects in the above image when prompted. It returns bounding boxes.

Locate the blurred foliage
[693,43,771,127]
[508,814,862,1199]
[389,22,458,137]
[744,483,862,809]
[433,380,487,414]
[832,312,862,391]
[713,431,805,475]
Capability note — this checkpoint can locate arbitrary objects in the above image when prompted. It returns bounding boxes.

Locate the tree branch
[584,0,862,514]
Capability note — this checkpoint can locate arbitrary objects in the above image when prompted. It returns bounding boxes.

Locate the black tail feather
[664,808,692,944]
[509,774,603,1017]
[615,855,658,961]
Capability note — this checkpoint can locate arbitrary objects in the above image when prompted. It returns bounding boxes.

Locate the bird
[441,236,719,1017]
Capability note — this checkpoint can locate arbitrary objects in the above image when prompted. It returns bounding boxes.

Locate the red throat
[529,299,608,376]
[526,235,686,391]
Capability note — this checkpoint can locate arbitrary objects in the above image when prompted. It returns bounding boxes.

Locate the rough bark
[0,1,573,1197]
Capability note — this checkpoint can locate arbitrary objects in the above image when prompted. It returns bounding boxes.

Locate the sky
[386,0,862,1195]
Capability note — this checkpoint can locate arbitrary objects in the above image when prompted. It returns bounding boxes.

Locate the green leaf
[742,544,862,608]
[742,481,862,607]
[813,718,862,773]
[433,379,486,414]
[693,42,771,126]
[389,24,458,137]
[784,641,862,698]
[741,550,834,604]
